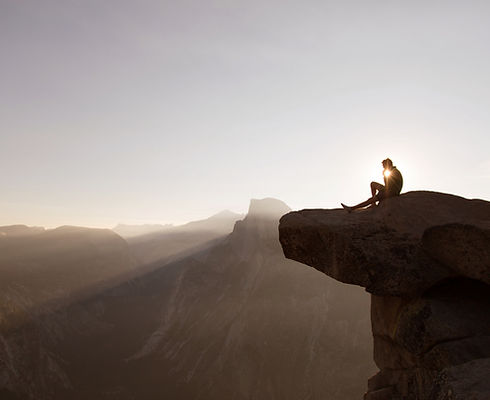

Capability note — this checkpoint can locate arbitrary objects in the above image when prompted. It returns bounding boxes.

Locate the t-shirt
[384,167,403,196]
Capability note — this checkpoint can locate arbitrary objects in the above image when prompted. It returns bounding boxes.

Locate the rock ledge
[279,191,490,400]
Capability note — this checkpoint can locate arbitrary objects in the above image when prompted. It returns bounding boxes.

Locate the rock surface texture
[279,191,490,400]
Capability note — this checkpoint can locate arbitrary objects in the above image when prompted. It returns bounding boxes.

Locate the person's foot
[341,203,352,213]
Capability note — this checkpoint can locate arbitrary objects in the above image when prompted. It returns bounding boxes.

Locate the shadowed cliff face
[279,191,490,400]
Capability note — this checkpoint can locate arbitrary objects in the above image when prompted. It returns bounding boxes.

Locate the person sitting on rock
[341,158,403,212]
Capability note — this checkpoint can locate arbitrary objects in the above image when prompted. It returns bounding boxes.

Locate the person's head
[382,158,393,170]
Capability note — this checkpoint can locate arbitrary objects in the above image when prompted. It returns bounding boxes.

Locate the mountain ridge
[1,197,375,400]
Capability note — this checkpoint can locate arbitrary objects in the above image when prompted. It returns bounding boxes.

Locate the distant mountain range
[112,223,174,238]
[0,199,374,400]
[113,210,244,239]
[120,209,244,266]
[0,225,134,313]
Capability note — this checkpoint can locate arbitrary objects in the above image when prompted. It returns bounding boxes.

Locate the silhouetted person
[341,158,403,212]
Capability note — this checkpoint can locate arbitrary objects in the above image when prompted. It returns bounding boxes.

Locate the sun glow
[384,169,391,178]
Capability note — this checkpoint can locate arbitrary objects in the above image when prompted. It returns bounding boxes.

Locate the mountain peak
[247,198,291,219]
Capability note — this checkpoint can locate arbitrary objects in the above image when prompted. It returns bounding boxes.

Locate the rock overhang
[279,191,490,297]
[279,190,490,399]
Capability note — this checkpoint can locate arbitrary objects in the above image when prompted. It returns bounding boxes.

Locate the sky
[1,0,489,228]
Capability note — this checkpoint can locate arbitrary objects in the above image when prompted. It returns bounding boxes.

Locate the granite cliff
[279,191,490,400]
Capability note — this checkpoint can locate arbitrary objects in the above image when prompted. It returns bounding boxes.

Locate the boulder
[423,223,490,285]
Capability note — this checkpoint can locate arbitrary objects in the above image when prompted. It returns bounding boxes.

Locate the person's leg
[371,182,384,197]
[342,195,379,212]
[351,194,379,210]
[341,182,384,212]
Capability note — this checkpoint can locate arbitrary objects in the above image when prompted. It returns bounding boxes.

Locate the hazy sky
[1,0,489,227]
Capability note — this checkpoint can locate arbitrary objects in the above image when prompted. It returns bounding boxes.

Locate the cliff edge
[279,191,490,400]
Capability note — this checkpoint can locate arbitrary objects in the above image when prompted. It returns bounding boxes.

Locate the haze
[1,0,489,227]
